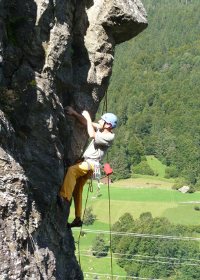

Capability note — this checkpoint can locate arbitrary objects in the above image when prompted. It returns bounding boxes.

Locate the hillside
[107,0,200,189]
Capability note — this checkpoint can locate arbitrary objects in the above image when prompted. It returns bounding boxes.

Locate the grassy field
[70,177,200,225]
[113,175,175,189]
[68,175,200,279]
[146,155,167,177]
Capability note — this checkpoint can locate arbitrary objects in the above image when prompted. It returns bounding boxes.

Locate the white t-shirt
[83,130,115,162]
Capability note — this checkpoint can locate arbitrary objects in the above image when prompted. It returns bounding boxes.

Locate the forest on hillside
[106,0,200,189]
[111,212,200,280]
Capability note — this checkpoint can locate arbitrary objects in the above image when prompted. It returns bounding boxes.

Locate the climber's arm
[64,106,87,125]
[82,110,96,138]
[64,106,100,132]
[92,122,101,129]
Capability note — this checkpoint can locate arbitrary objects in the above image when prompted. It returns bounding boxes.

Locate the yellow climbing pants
[59,161,93,218]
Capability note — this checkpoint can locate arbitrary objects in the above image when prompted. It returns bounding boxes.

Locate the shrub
[165,166,179,178]
[83,207,96,226]
[187,186,195,193]
[194,178,200,191]
[92,234,109,257]
[172,177,188,190]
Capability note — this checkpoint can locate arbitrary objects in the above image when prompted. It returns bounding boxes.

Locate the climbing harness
[93,162,101,181]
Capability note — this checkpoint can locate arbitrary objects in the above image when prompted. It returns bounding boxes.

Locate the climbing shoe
[67,217,83,228]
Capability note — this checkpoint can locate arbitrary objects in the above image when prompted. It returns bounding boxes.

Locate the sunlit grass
[146,155,167,177]
[69,181,200,225]
[113,175,175,189]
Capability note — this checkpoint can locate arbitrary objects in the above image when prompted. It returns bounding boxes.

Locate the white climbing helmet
[101,113,118,128]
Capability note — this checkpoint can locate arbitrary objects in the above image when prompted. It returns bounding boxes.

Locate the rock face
[0,0,147,279]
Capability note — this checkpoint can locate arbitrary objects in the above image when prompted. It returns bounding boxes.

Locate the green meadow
[70,177,200,226]
[69,175,200,279]
[146,155,167,177]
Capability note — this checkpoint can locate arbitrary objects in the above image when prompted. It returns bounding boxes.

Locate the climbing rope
[76,171,114,278]
[102,89,114,279]
[76,89,114,279]
[101,89,108,115]
[107,174,114,280]
[77,178,93,267]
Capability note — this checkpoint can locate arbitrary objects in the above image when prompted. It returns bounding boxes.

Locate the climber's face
[98,119,111,130]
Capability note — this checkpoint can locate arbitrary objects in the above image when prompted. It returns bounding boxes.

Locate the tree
[165,165,179,178]
[112,213,134,252]
[83,207,96,226]
[109,148,130,180]
[111,212,200,279]
[92,234,109,257]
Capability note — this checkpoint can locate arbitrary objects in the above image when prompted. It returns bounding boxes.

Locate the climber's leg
[73,175,89,219]
[59,162,89,201]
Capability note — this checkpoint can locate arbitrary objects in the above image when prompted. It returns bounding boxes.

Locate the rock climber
[58,106,117,228]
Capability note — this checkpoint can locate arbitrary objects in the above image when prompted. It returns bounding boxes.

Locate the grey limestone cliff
[0,0,147,279]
